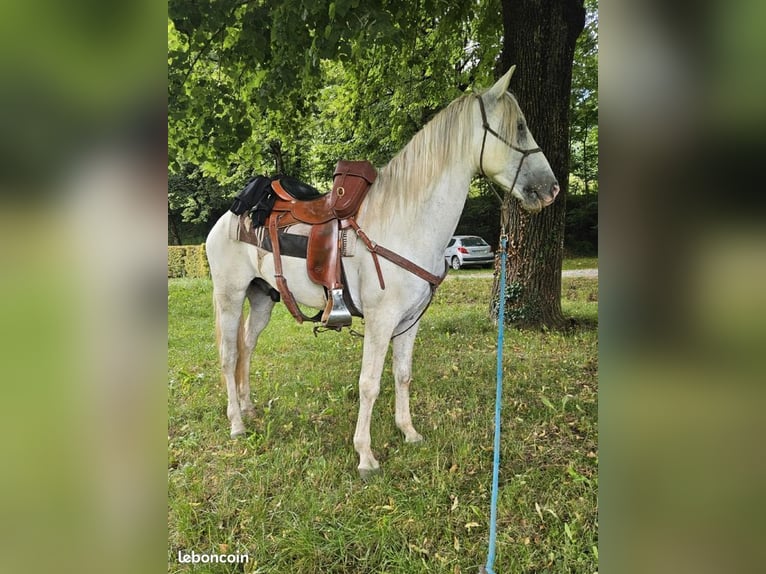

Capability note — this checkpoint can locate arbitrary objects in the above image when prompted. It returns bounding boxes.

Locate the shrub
[168,245,210,278]
[168,246,186,278]
[185,244,210,278]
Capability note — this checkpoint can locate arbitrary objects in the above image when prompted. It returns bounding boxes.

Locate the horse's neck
[362,161,476,256]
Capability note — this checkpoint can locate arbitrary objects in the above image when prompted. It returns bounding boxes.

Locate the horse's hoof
[230,426,246,439]
[358,467,382,481]
[405,433,424,444]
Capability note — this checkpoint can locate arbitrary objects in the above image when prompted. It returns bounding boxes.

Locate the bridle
[476,95,544,199]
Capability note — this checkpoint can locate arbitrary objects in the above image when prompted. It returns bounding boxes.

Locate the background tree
[565,0,598,258]
[569,0,598,197]
[490,0,586,328]
[168,0,500,183]
[169,0,598,323]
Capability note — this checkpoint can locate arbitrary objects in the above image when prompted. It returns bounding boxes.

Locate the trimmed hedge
[168,245,210,278]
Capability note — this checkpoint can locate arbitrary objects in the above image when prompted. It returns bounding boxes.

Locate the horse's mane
[366,89,520,218]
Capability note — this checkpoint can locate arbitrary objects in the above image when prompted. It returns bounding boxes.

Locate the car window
[446,238,455,247]
[461,237,487,246]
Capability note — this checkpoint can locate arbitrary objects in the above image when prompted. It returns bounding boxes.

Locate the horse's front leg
[392,323,424,444]
[353,315,396,479]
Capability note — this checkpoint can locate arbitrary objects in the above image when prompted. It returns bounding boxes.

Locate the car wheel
[451,256,461,270]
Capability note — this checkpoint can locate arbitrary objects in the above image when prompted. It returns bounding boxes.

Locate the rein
[480,235,508,574]
[476,94,538,572]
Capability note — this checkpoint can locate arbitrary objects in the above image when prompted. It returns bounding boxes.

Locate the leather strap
[344,218,447,289]
[344,220,385,290]
[271,179,294,202]
[476,95,543,198]
[269,214,321,323]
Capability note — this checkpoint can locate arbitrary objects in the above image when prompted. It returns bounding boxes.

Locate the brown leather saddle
[236,160,447,331]
[267,160,377,328]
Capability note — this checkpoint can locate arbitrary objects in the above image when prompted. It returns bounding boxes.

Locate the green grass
[561,257,598,271]
[168,276,598,573]
[446,257,597,276]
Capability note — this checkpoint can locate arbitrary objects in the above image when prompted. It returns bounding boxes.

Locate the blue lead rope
[482,236,507,574]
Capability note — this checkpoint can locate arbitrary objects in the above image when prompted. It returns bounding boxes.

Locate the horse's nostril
[551,183,560,198]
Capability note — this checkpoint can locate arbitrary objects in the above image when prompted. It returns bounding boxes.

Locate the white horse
[205,66,559,478]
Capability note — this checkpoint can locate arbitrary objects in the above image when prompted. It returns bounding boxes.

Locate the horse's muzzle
[542,182,560,206]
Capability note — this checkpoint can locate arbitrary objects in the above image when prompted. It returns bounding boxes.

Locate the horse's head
[476,66,560,213]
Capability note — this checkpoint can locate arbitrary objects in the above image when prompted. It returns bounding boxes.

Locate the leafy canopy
[168,0,502,183]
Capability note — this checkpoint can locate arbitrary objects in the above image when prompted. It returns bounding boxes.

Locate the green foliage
[187,243,210,278]
[569,0,598,194]
[168,245,210,278]
[168,0,501,183]
[168,275,597,572]
[503,280,534,323]
[168,0,598,251]
[564,191,598,256]
[167,246,185,278]
[168,165,246,244]
[455,187,597,255]
[168,166,233,225]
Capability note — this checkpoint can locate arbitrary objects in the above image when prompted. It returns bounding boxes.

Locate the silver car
[444,235,495,270]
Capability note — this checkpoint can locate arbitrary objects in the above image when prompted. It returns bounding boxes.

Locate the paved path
[445,268,598,280]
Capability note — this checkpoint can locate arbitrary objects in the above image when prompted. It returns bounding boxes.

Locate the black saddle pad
[279,175,324,200]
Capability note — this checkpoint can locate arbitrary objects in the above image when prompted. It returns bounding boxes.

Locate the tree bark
[583,120,589,194]
[491,0,585,329]
[269,139,285,175]
[168,213,183,245]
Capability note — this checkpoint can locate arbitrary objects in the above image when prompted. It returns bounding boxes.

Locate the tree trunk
[168,213,183,245]
[269,139,285,175]
[582,118,589,194]
[491,0,585,329]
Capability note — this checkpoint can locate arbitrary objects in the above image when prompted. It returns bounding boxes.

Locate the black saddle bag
[229,175,277,226]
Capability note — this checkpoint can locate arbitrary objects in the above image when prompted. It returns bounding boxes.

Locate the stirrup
[322,288,352,328]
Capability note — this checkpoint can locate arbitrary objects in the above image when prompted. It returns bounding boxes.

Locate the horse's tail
[234,309,248,391]
[214,294,221,362]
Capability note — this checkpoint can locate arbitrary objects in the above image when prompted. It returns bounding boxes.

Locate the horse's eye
[517,122,525,132]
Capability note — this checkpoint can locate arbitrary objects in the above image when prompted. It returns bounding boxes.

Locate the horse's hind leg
[214,287,248,438]
[392,323,424,444]
[236,283,276,418]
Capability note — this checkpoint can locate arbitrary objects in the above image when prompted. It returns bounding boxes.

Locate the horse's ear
[486,65,516,100]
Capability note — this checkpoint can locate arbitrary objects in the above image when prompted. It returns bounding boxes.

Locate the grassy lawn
[447,257,597,276]
[168,276,598,573]
[561,257,598,271]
